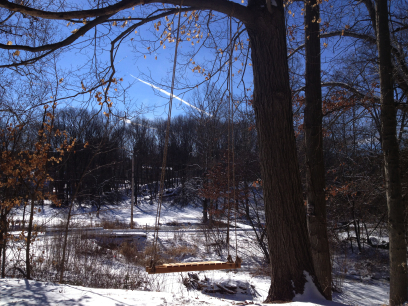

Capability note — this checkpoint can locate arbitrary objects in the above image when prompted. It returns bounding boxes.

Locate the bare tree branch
[0,0,250,23]
[321,30,377,43]
[360,0,377,32]
[393,25,408,33]
[0,0,138,19]
[320,31,408,93]
[0,15,112,52]
[296,81,408,112]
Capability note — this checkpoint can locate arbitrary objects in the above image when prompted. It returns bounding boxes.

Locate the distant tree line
[4,105,259,211]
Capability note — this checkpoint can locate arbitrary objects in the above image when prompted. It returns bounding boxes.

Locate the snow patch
[292,271,346,305]
[293,271,325,303]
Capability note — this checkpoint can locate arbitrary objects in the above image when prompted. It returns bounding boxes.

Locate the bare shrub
[203,226,226,257]
[119,242,139,264]
[165,245,197,259]
[5,229,149,290]
[136,243,163,267]
[139,242,198,267]
[166,219,179,227]
[98,219,131,229]
[250,261,271,278]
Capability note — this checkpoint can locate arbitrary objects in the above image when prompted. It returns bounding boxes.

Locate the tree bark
[245,5,321,302]
[1,236,5,278]
[304,0,332,299]
[131,151,134,229]
[25,197,35,279]
[376,1,407,305]
[0,209,8,278]
[203,198,208,223]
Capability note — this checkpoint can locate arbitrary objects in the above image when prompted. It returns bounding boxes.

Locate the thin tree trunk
[203,198,208,223]
[1,211,7,278]
[1,237,5,278]
[304,0,332,299]
[352,217,362,253]
[22,199,27,229]
[376,1,407,304]
[59,188,76,283]
[25,197,35,279]
[245,6,321,301]
[131,151,134,229]
[203,174,209,223]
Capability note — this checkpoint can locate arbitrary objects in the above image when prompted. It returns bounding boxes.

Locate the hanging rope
[226,14,240,264]
[150,4,182,272]
[227,15,239,264]
[230,15,238,260]
[226,14,232,262]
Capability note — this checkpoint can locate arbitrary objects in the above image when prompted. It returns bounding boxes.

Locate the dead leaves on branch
[0,105,75,211]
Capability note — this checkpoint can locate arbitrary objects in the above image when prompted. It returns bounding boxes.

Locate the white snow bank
[0,278,230,306]
[0,277,391,306]
[0,277,349,306]
[293,272,343,306]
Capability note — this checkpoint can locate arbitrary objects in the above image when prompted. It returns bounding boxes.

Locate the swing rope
[226,18,232,261]
[226,14,239,263]
[150,4,182,272]
[230,15,239,260]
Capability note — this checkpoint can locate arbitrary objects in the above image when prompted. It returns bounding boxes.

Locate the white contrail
[121,117,157,130]
[130,74,212,117]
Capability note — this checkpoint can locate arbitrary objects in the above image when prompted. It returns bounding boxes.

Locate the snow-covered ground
[0,277,389,305]
[11,195,231,229]
[3,195,391,305]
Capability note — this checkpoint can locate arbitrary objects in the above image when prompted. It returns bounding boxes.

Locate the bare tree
[376,0,407,304]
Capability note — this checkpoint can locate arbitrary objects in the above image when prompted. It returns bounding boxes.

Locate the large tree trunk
[304,0,332,299]
[376,1,407,305]
[245,5,321,302]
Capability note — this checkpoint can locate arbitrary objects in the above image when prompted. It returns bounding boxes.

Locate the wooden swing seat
[146,260,241,274]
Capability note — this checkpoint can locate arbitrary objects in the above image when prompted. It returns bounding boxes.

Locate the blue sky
[3,0,378,123]
[47,2,254,121]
